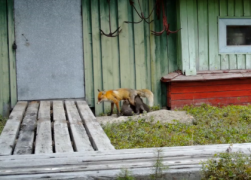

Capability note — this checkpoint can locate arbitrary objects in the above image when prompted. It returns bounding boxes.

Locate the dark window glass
[227,26,251,45]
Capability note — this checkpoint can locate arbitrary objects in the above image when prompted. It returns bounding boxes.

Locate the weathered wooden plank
[7,0,17,109]
[171,96,251,108]
[219,0,229,70]
[53,101,66,121]
[65,101,93,152]
[171,89,251,100]
[243,0,251,69]
[202,73,243,80]
[0,101,27,156]
[167,0,178,73]
[149,0,157,105]
[91,0,104,115]
[53,101,73,153]
[179,0,190,75]
[237,54,246,69]
[134,0,147,90]
[118,0,135,89]
[13,102,38,155]
[100,0,120,113]
[197,0,209,71]
[0,143,250,161]
[172,74,204,81]
[35,120,52,154]
[82,0,94,107]
[38,101,50,120]
[152,1,162,106]
[171,78,251,87]
[54,121,73,153]
[171,83,251,93]
[0,0,10,116]
[227,0,237,70]
[35,101,52,154]
[0,167,202,180]
[186,0,197,73]
[208,0,220,70]
[76,100,114,151]
[234,0,246,70]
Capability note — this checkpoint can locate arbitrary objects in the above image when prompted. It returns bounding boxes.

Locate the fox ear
[98,89,100,92]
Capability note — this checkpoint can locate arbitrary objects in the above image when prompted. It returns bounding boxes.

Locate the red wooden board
[164,78,251,109]
[170,96,251,109]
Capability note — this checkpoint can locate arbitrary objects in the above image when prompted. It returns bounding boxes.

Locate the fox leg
[108,103,114,116]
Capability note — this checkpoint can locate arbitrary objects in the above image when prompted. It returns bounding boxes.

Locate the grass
[0,115,7,134]
[102,104,251,149]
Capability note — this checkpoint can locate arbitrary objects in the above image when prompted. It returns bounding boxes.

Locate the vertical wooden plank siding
[82,0,94,107]
[149,0,157,104]
[228,0,237,69]
[118,0,135,89]
[208,0,220,70]
[143,1,151,90]
[91,0,104,115]
[167,0,178,73]
[235,0,246,69]
[186,0,197,72]
[7,0,16,109]
[83,0,180,115]
[0,0,10,116]
[179,0,189,74]
[134,0,147,90]
[178,0,251,73]
[244,0,251,69]
[219,0,229,70]
[197,0,208,70]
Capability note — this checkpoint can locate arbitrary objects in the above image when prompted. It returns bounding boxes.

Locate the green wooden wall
[177,0,251,74]
[82,0,178,115]
[0,0,17,117]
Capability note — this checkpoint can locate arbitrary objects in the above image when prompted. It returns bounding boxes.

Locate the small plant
[116,168,135,180]
[201,151,251,180]
[150,149,169,180]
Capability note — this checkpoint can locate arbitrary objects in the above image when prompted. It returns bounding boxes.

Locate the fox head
[97,89,107,104]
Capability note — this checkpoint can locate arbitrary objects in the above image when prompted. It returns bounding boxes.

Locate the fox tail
[137,89,154,107]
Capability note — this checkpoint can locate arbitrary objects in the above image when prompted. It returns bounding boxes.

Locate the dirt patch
[96,109,194,125]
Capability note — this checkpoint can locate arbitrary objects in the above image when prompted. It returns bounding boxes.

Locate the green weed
[102,104,251,149]
[201,151,251,180]
[0,115,7,134]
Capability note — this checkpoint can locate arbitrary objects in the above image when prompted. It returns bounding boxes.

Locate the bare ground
[96,109,194,125]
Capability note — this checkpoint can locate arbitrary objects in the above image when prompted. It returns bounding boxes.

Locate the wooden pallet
[0,100,114,156]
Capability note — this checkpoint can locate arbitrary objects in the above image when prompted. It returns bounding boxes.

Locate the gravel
[96,109,194,125]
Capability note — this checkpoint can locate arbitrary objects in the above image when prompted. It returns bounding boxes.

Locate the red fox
[97,88,154,117]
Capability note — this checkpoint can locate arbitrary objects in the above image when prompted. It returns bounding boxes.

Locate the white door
[15,0,85,100]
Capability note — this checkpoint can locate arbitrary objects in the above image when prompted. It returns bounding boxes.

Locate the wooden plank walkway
[0,100,114,156]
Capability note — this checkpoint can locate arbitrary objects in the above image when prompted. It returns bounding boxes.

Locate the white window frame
[218,17,251,54]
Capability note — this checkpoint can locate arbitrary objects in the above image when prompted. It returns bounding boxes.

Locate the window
[218,18,251,54]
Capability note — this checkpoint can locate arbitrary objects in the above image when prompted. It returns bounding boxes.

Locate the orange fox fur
[97,88,154,117]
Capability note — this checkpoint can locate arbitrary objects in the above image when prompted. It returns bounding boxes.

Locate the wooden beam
[35,101,52,154]
[65,101,93,152]
[0,101,27,156]
[53,101,73,153]
[76,100,114,151]
[13,101,38,155]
